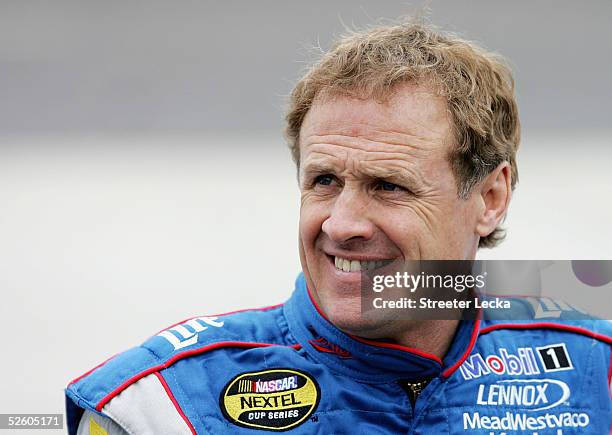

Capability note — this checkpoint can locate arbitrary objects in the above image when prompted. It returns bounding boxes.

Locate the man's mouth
[332,255,390,272]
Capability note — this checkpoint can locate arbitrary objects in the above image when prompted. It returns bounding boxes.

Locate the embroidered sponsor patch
[308,336,352,359]
[459,344,575,381]
[220,369,320,431]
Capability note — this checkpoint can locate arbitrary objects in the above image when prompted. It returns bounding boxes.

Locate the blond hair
[285,22,520,248]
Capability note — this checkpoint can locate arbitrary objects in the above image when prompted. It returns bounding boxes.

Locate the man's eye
[315,175,335,186]
[379,181,401,191]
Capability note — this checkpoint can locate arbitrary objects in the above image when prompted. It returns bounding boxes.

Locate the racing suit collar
[283,273,480,382]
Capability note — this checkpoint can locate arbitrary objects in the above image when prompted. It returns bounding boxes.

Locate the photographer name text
[371,296,510,310]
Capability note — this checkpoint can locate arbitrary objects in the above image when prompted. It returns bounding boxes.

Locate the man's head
[286,22,520,337]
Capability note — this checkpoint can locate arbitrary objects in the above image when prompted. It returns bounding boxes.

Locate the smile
[333,255,390,272]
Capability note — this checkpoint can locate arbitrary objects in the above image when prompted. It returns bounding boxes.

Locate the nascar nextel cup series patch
[220,369,320,431]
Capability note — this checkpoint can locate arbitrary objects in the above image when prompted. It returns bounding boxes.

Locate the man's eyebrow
[300,161,426,191]
[300,162,339,177]
[360,163,424,187]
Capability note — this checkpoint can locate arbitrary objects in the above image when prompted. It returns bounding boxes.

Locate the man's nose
[321,189,375,243]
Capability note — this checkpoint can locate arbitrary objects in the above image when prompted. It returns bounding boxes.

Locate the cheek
[375,209,424,251]
[375,202,451,257]
[441,198,476,231]
[432,199,480,256]
[299,197,327,248]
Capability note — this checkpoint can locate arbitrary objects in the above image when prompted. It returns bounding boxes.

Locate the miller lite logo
[157,316,224,350]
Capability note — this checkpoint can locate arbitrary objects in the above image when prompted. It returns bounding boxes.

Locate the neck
[391,319,461,360]
[344,318,462,360]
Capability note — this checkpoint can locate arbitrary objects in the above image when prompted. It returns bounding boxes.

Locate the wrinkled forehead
[298,83,453,175]
[299,83,453,156]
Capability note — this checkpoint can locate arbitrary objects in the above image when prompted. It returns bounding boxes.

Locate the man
[66,22,612,434]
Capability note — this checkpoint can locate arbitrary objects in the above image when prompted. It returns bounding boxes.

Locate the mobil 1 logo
[536,343,573,372]
[459,343,574,381]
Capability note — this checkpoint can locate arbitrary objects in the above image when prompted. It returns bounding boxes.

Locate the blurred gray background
[0,1,611,431]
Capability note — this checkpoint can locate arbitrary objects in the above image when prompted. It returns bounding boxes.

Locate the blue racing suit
[66,273,612,434]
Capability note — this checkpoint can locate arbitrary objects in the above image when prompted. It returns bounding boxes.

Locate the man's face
[298,83,481,337]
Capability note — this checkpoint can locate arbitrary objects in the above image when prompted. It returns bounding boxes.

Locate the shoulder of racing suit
[65,303,294,435]
[65,291,612,434]
[449,311,612,434]
[476,294,612,358]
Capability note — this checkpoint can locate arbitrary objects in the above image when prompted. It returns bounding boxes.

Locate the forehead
[299,82,452,155]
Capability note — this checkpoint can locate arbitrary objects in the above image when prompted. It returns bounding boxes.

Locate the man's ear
[475,162,512,238]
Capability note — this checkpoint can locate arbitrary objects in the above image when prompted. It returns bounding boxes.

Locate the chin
[322,298,396,338]
[319,295,362,327]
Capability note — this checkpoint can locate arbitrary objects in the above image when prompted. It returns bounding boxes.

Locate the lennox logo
[460,347,540,380]
[157,316,224,350]
[476,379,570,411]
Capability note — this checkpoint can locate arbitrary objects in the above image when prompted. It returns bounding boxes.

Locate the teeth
[342,259,350,272]
[333,256,387,272]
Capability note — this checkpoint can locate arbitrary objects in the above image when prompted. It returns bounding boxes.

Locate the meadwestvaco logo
[463,410,590,432]
[460,344,573,380]
[220,369,320,431]
[476,379,570,411]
